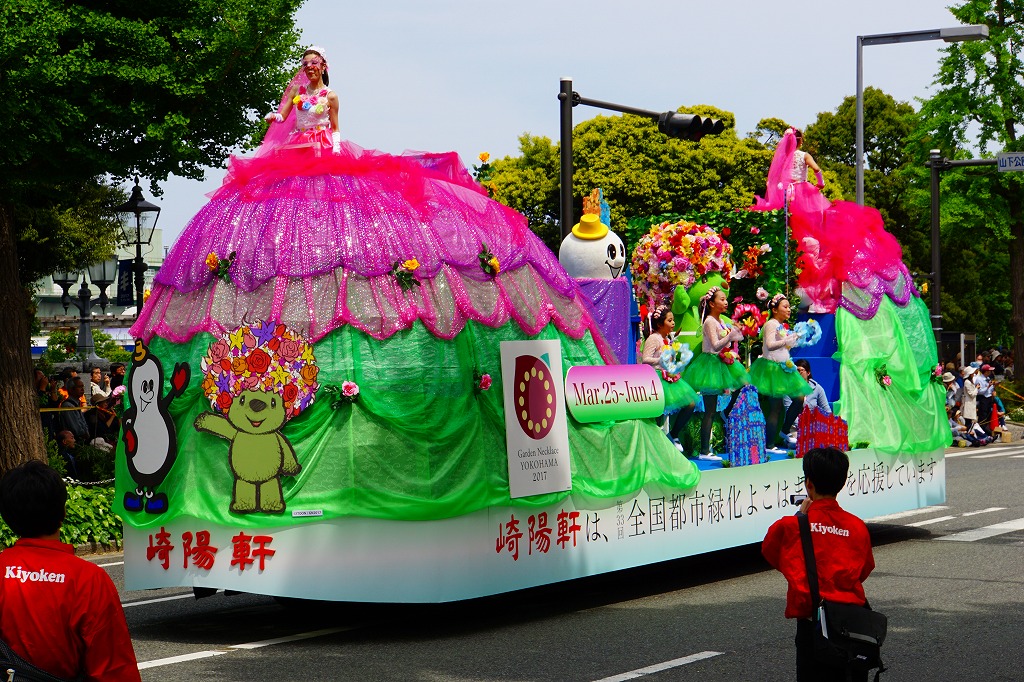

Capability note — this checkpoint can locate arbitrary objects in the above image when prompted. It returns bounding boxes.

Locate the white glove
[264,111,283,123]
[332,131,341,154]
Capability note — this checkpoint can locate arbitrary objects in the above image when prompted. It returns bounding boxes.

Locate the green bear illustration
[194,388,301,514]
[672,272,729,360]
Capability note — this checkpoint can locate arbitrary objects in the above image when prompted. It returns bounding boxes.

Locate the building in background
[32,229,167,358]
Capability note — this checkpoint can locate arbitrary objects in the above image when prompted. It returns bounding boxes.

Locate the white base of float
[124,448,944,603]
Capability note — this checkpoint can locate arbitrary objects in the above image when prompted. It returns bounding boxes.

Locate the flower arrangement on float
[630,220,733,307]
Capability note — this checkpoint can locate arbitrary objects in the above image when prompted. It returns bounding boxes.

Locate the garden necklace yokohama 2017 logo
[512,354,557,440]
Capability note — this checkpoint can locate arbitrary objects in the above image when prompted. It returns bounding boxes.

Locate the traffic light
[656,112,725,142]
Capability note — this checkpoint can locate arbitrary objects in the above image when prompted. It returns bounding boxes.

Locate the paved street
[98,443,1024,681]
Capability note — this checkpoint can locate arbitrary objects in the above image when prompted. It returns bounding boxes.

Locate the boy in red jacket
[762,447,875,681]
[0,460,141,681]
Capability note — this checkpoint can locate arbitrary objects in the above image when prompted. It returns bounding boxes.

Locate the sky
[150,0,964,246]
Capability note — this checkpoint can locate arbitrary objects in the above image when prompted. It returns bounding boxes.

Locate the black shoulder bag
[797,512,888,681]
[0,637,79,682]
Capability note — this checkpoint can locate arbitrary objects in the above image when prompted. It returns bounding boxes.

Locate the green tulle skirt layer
[682,352,749,395]
[661,374,699,414]
[749,358,813,398]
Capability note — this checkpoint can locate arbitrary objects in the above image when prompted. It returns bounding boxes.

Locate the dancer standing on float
[749,293,811,454]
[682,287,748,461]
[641,305,698,453]
[264,47,340,154]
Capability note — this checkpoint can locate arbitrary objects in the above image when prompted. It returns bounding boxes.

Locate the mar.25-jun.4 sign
[564,364,665,423]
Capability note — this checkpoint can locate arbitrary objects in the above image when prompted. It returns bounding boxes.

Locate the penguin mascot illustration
[122,338,190,513]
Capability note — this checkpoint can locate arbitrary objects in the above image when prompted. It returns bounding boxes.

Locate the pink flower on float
[750,227,761,235]
[243,374,260,389]
[478,374,492,390]
[733,296,743,303]
[342,381,360,397]
[882,375,892,386]
[319,89,328,97]
[243,333,257,349]
[278,337,303,363]
[756,287,769,301]
[208,340,230,364]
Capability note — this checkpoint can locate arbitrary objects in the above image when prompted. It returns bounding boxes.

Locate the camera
[790,494,807,505]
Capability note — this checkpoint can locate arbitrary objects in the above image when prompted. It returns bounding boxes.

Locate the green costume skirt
[749,357,813,398]
[682,352,749,395]
[661,373,699,414]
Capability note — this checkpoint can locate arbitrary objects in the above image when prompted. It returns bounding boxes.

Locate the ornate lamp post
[51,259,118,368]
[113,176,161,317]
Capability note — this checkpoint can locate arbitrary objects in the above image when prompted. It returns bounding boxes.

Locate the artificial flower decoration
[930,363,944,385]
[781,359,797,373]
[143,288,151,303]
[756,287,769,301]
[718,348,739,365]
[200,319,319,420]
[478,152,490,163]
[392,259,422,292]
[631,220,734,307]
[731,303,767,339]
[206,251,237,284]
[875,364,892,390]
[324,381,360,409]
[659,334,693,377]
[472,368,492,394]
[478,244,500,276]
[793,319,823,348]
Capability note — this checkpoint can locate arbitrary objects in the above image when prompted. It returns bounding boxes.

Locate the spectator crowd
[941,347,1014,448]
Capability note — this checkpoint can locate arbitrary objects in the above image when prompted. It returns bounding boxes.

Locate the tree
[0,0,303,469]
[912,0,1024,363]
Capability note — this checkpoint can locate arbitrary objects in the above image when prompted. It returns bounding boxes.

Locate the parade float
[116,108,945,602]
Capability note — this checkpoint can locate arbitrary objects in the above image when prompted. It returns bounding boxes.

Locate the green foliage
[489,135,561,252]
[71,444,116,483]
[92,329,131,363]
[0,484,122,549]
[43,329,79,364]
[911,0,1024,358]
[45,431,67,477]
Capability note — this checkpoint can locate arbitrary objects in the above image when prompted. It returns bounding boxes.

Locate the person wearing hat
[942,371,959,410]
[961,366,979,432]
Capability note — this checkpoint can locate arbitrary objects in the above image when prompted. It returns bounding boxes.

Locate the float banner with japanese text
[500,340,571,498]
[123,447,944,603]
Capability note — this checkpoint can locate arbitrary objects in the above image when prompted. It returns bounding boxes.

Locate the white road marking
[962,507,1006,517]
[122,593,195,608]
[138,650,227,670]
[945,449,980,458]
[591,651,724,682]
[937,517,1024,542]
[867,506,948,522]
[970,448,1024,459]
[97,561,124,568]
[136,627,351,670]
[906,515,957,527]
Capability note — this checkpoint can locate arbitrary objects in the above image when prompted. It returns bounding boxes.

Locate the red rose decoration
[722,227,731,237]
[283,384,298,403]
[268,337,281,351]
[216,392,233,411]
[247,348,272,374]
[220,359,232,373]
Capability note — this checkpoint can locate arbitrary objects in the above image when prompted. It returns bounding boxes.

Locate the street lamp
[855,24,988,205]
[51,259,118,368]
[114,176,161,317]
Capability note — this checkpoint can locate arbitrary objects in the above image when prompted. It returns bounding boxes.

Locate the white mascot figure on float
[558,213,626,279]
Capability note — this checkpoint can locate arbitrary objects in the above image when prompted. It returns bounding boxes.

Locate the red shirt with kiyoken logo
[762,498,875,619]
[0,538,140,681]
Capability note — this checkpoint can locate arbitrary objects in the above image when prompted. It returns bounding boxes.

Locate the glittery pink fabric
[134,135,612,360]
[751,128,917,317]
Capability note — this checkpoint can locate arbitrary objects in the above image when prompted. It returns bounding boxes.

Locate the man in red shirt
[0,460,141,681]
[762,447,875,682]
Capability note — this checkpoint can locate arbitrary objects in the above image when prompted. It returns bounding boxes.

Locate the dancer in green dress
[641,305,698,452]
[749,293,812,453]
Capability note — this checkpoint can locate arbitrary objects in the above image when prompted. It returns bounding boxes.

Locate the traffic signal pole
[557,78,724,239]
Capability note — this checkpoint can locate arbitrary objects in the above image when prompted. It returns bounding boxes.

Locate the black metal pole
[929,149,943,342]
[558,78,574,240]
[134,225,145,319]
